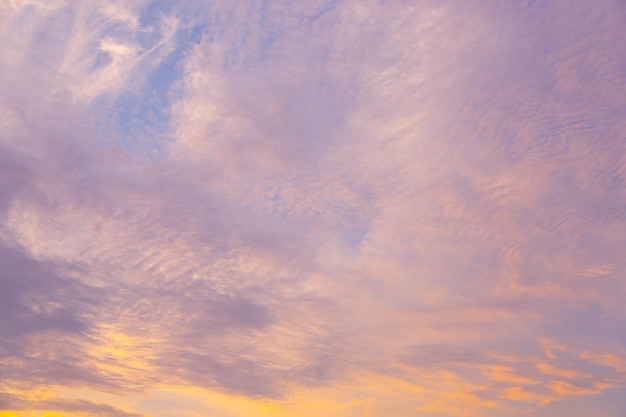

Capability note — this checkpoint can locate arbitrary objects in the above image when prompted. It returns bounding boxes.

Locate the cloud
[1,0,626,416]
[0,395,143,417]
[0,247,89,337]
[37,398,144,417]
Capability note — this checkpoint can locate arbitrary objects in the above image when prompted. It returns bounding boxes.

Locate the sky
[0,0,625,416]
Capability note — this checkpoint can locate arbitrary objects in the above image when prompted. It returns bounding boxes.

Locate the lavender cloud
[1,0,625,416]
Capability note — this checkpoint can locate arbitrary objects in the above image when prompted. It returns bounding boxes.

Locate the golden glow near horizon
[1,0,626,416]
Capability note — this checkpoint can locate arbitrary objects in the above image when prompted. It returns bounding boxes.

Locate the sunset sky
[1,1,625,416]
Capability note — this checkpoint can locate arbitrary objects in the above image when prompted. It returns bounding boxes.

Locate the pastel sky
[1,1,625,416]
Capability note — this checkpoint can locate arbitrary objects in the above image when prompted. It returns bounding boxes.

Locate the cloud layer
[1,0,625,416]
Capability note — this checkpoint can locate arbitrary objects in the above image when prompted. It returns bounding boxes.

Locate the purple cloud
[1,0,625,416]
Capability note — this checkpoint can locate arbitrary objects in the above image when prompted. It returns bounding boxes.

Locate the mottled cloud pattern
[1,0,625,416]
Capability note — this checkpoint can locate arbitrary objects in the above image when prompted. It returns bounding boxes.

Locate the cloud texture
[1,0,626,416]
